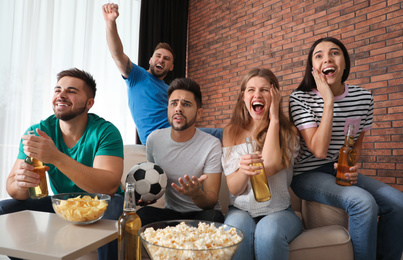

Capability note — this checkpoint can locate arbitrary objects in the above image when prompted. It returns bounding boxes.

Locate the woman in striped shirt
[289,37,403,260]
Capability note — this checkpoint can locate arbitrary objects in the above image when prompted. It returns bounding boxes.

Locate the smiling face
[242,76,272,121]
[312,41,346,89]
[149,48,174,80]
[167,89,200,131]
[52,76,93,121]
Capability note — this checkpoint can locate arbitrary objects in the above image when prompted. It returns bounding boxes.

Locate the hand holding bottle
[23,130,49,199]
[245,137,271,202]
[336,124,357,186]
[22,129,61,165]
[13,160,48,192]
[239,153,264,176]
[334,162,358,185]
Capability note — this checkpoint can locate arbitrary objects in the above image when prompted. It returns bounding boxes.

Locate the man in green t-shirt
[0,68,124,260]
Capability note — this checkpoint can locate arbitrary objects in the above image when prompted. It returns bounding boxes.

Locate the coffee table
[0,210,118,260]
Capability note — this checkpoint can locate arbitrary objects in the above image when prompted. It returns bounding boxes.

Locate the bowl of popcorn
[139,220,244,260]
[51,193,110,225]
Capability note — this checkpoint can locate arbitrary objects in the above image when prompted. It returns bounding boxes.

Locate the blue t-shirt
[18,113,124,194]
[124,63,170,144]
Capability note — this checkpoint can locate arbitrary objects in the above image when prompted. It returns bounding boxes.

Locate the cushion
[302,200,349,230]
[289,225,353,260]
[122,145,147,188]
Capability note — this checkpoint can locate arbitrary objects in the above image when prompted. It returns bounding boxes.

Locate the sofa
[122,144,354,260]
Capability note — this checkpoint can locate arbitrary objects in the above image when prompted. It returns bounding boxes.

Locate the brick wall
[187,0,403,191]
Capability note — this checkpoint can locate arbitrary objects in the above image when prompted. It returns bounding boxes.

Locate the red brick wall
[187,0,403,191]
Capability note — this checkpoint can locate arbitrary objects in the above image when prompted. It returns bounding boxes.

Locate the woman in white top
[222,68,302,260]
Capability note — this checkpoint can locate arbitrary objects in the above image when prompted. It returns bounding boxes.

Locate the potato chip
[54,195,108,222]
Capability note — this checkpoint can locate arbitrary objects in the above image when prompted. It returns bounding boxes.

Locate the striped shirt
[289,84,373,175]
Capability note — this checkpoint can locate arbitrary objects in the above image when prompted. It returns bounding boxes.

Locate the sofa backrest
[122,144,147,188]
[121,144,349,231]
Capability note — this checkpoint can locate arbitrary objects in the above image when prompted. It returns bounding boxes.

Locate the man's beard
[169,113,197,131]
[150,64,168,79]
[54,105,87,121]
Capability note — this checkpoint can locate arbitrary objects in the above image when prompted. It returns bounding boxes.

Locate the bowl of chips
[51,193,110,225]
[139,220,244,260]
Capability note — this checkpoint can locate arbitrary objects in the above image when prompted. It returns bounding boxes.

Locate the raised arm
[300,68,335,159]
[261,86,285,175]
[102,3,133,78]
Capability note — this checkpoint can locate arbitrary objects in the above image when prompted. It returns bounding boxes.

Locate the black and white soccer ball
[126,161,167,203]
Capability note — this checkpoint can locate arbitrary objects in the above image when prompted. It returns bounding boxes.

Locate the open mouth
[56,99,70,107]
[173,113,184,121]
[322,67,336,76]
[252,101,264,113]
[156,64,164,69]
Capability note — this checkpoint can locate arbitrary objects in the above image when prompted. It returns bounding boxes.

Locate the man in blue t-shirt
[103,3,174,144]
[102,3,224,143]
[0,68,124,260]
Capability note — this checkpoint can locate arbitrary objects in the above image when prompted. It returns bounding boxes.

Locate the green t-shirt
[18,113,124,195]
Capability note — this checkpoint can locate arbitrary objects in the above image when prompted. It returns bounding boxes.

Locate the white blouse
[222,139,299,218]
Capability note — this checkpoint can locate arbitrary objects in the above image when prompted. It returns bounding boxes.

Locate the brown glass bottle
[336,124,357,186]
[24,130,48,199]
[245,137,271,202]
[118,182,142,260]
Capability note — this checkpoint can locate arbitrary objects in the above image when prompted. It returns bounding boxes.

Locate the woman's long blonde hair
[227,68,296,168]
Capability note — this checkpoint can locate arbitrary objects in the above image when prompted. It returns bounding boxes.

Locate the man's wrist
[190,189,204,201]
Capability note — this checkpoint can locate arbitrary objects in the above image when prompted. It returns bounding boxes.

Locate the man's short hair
[155,42,175,62]
[168,78,202,108]
[57,68,96,98]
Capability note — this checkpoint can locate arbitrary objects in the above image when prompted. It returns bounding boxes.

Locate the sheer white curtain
[0,0,141,199]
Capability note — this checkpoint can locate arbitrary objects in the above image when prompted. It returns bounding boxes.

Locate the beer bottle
[118,182,142,260]
[245,137,271,202]
[336,124,357,186]
[24,130,48,199]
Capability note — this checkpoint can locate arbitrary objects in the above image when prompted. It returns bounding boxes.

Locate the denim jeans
[0,194,124,260]
[291,163,403,260]
[224,206,302,260]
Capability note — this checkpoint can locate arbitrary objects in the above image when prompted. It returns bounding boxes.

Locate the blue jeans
[0,194,124,260]
[291,163,403,260]
[224,206,302,260]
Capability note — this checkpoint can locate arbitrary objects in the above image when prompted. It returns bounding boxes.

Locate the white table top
[0,210,118,260]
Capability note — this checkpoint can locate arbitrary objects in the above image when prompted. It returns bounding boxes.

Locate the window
[0,0,140,199]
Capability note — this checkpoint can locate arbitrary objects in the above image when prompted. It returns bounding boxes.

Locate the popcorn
[141,222,243,260]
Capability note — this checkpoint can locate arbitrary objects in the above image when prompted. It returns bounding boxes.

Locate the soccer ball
[126,161,167,203]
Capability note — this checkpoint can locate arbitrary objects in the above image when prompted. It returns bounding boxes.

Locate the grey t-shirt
[146,128,223,212]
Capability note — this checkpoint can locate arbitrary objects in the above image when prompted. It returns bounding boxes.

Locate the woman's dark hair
[297,37,350,91]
